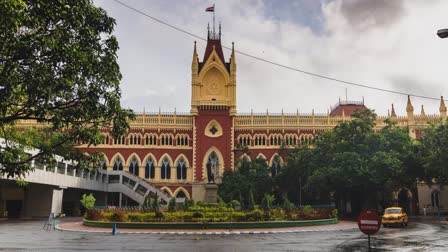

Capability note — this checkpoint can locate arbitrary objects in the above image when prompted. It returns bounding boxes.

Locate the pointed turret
[391,103,397,117]
[420,105,426,116]
[440,96,447,119]
[192,41,198,73]
[230,42,236,73]
[406,95,414,119]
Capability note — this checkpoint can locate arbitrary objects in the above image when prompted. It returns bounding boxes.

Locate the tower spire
[406,95,414,113]
[420,105,426,116]
[440,96,447,118]
[391,103,396,117]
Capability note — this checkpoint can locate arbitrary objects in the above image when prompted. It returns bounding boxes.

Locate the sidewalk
[56,220,357,235]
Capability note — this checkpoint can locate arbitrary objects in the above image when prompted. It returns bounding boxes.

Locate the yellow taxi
[382,207,408,227]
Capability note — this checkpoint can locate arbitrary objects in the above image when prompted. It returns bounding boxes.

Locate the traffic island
[57,219,357,234]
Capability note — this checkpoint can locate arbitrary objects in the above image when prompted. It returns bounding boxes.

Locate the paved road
[0,217,447,251]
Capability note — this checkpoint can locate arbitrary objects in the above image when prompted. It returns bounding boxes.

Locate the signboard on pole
[358,210,381,235]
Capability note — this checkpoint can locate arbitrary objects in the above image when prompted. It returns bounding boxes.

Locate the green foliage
[91,206,337,223]
[282,198,295,211]
[192,211,203,218]
[219,157,272,207]
[331,209,338,219]
[183,198,192,210]
[151,193,160,211]
[248,190,256,210]
[0,0,134,178]
[80,193,95,209]
[302,205,314,216]
[419,119,448,185]
[85,209,102,221]
[245,209,264,221]
[229,200,241,210]
[168,198,176,211]
[109,210,125,222]
[217,196,226,207]
[260,194,275,211]
[275,109,422,213]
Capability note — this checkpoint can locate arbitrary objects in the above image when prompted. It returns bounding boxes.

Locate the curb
[55,223,357,235]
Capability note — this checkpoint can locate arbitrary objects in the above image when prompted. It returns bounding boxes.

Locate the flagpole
[213,4,215,35]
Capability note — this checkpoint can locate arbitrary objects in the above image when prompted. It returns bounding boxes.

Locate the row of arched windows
[102,133,190,146]
[108,155,188,181]
[238,134,314,146]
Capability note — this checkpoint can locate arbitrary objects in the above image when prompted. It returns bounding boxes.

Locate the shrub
[80,193,96,209]
[246,209,264,221]
[282,198,295,212]
[85,209,102,221]
[217,196,226,207]
[168,198,176,212]
[302,205,314,216]
[155,211,164,219]
[331,209,338,219]
[183,198,192,210]
[127,213,141,222]
[109,210,125,222]
[230,200,241,210]
[151,193,160,211]
[192,211,203,218]
[248,190,256,210]
[260,194,275,211]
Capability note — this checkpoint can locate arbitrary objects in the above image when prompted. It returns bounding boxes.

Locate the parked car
[382,207,408,227]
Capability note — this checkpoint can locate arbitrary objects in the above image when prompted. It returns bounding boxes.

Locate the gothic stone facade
[78,29,448,204]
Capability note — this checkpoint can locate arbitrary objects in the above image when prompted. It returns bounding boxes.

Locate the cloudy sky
[95,0,448,116]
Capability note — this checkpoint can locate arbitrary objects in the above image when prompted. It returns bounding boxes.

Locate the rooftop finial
[406,95,414,113]
[440,96,447,113]
[421,105,426,116]
[391,103,396,117]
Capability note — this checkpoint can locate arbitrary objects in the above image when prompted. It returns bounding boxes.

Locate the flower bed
[84,206,337,224]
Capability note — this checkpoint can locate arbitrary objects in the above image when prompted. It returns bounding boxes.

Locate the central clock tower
[191,27,237,201]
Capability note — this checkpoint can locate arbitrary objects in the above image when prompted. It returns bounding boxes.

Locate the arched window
[161,156,171,180]
[129,156,139,176]
[113,156,123,171]
[271,155,281,177]
[206,152,219,183]
[176,190,187,199]
[145,157,155,179]
[176,157,187,180]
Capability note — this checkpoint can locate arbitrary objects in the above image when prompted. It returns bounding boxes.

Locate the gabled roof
[203,38,226,64]
[330,100,368,117]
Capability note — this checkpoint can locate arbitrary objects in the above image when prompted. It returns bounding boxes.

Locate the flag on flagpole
[205,5,214,12]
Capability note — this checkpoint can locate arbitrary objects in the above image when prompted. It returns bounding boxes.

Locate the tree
[278,109,418,214]
[419,119,448,185]
[0,0,134,178]
[218,157,272,205]
[80,193,95,209]
[248,189,256,210]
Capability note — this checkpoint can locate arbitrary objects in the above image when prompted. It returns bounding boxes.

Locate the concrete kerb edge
[55,223,357,235]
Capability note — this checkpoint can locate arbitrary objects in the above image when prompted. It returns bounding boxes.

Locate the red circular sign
[357,210,381,235]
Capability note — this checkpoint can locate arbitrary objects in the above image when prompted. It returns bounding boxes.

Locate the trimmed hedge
[85,206,337,223]
[83,218,338,229]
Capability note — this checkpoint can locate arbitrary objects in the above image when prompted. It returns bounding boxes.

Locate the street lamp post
[437,29,448,38]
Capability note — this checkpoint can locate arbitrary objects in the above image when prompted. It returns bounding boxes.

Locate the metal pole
[213,4,215,35]
[368,234,371,252]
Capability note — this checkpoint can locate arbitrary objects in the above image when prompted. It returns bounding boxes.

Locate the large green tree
[218,157,272,207]
[419,119,448,185]
[0,0,133,178]
[279,110,419,213]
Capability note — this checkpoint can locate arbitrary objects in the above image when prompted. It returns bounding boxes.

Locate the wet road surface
[0,217,447,251]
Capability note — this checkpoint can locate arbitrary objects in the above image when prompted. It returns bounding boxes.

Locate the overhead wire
[111,0,445,102]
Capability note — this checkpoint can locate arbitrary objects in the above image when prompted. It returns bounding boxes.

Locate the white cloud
[96,0,448,116]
